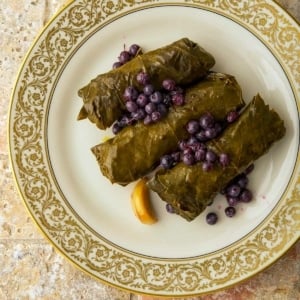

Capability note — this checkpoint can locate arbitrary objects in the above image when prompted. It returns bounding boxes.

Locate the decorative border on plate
[10,0,300,296]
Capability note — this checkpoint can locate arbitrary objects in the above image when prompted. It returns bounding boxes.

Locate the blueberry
[206,212,218,225]
[150,91,163,104]
[129,44,141,56]
[125,101,138,113]
[219,153,230,167]
[225,206,236,217]
[136,93,148,107]
[226,196,238,206]
[227,111,239,123]
[132,108,145,121]
[204,127,217,140]
[112,122,122,134]
[171,93,185,106]
[162,79,176,91]
[226,184,241,197]
[160,155,174,169]
[195,148,206,162]
[205,150,217,163]
[112,61,122,69]
[145,102,156,114]
[182,153,195,165]
[239,188,253,203]
[118,50,131,64]
[199,113,214,129]
[151,111,161,122]
[143,84,155,96]
[136,71,149,85]
[123,86,138,101]
[186,120,200,135]
[118,115,131,127]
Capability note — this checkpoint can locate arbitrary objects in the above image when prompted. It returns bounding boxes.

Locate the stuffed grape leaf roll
[91,72,245,185]
[77,38,215,129]
[148,94,286,221]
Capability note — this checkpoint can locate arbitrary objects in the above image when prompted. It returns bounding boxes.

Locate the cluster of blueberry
[206,164,254,225]
[112,44,142,69]
[112,72,185,134]
[159,112,232,171]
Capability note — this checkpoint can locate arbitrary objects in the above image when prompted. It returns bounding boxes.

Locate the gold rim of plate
[8,0,300,297]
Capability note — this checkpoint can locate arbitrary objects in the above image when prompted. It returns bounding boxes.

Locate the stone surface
[1,0,299,299]
[0,241,131,299]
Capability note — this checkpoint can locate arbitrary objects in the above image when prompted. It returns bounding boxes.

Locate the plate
[9,0,300,297]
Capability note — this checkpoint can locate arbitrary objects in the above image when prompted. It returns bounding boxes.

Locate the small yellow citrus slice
[131,178,157,225]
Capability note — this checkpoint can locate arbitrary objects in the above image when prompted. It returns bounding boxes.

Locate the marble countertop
[1,0,299,299]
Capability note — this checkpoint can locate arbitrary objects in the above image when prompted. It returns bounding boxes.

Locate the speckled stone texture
[1,0,299,299]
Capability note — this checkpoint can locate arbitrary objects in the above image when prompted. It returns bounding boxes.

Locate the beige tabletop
[1,0,299,299]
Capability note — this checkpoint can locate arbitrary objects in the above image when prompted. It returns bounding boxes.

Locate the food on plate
[78,38,286,225]
[77,38,215,129]
[148,94,286,221]
[131,178,157,224]
[91,72,245,185]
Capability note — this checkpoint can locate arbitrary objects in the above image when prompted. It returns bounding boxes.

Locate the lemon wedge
[131,178,157,225]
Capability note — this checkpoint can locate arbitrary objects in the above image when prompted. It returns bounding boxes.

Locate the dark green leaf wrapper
[77,38,215,129]
[148,94,286,221]
[92,72,245,185]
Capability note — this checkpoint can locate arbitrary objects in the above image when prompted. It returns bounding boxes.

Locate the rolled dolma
[78,38,215,129]
[148,94,286,221]
[91,72,245,185]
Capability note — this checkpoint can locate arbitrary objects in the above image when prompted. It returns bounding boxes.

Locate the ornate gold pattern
[10,0,300,296]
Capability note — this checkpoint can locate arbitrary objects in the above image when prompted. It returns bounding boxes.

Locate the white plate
[9,0,300,297]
